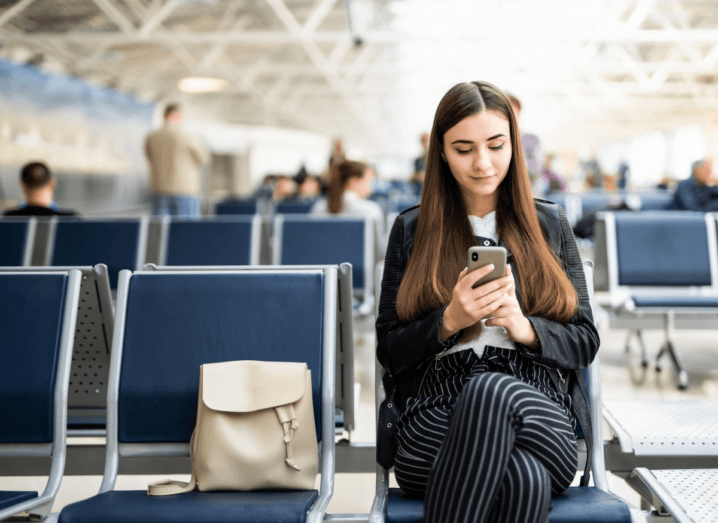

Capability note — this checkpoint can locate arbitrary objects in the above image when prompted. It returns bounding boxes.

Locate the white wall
[187,119,330,191]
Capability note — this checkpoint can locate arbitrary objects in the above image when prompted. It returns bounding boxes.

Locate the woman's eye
[456,149,471,155]
[489,144,504,151]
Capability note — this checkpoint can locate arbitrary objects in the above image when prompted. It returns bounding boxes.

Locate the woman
[376,81,599,523]
[311,160,385,258]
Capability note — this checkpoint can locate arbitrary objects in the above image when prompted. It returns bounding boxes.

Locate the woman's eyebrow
[451,139,474,145]
[487,133,506,140]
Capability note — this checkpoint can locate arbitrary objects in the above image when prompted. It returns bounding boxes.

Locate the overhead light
[178,77,228,93]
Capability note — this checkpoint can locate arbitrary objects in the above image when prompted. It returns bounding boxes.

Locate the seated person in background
[668,159,718,212]
[297,176,321,200]
[311,160,385,258]
[272,175,296,201]
[4,162,77,217]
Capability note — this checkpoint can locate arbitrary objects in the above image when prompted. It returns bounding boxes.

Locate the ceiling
[2,0,718,159]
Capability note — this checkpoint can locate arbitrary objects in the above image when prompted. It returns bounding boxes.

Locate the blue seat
[0,269,81,520]
[370,261,642,523]
[0,265,114,434]
[275,200,317,214]
[159,216,261,266]
[580,192,615,217]
[603,211,718,389]
[48,218,148,288]
[273,215,374,313]
[635,192,673,211]
[214,198,262,215]
[140,263,357,435]
[57,268,337,523]
[0,217,36,266]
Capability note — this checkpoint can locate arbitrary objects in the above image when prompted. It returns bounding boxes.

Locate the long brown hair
[327,160,368,214]
[396,81,576,336]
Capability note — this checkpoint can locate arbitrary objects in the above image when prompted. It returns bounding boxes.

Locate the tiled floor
[4,300,717,518]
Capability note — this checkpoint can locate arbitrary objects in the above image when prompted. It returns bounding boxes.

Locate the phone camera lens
[471,253,478,261]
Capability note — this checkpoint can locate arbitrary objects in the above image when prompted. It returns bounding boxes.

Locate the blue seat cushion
[632,295,718,308]
[59,489,319,523]
[385,486,632,522]
[0,490,38,511]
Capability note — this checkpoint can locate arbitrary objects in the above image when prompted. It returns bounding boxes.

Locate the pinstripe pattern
[394,348,577,523]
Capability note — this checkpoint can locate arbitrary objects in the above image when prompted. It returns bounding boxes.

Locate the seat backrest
[604,211,718,298]
[114,270,331,444]
[0,273,69,443]
[48,218,148,288]
[273,215,371,291]
[274,200,316,215]
[0,218,36,267]
[214,198,260,215]
[0,271,79,445]
[636,191,673,210]
[160,216,260,266]
[579,192,614,217]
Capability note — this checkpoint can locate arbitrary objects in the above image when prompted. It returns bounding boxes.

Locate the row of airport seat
[0,264,660,522]
[0,215,376,313]
[545,190,675,227]
[587,211,718,522]
[0,263,356,442]
[0,271,714,520]
[214,195,420,219]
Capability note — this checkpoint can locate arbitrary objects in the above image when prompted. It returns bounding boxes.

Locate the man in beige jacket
[145,103,209,217]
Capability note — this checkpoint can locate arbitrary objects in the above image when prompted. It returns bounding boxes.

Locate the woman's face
[441,110,512,215]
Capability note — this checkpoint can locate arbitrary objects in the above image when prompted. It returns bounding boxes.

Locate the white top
[440,211,516,359]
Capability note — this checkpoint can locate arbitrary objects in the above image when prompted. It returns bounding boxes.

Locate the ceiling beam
[0,0,38,30]
[302,0,338,37]
[90,0,136,35]
[138,0,179,38]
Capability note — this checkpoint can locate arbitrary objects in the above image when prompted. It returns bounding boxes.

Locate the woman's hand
[484,265,539,348]
[440,264,512,339]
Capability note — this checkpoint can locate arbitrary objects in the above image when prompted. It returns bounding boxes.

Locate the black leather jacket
[376,198,600,485]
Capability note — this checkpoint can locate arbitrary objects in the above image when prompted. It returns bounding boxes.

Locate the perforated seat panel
[604,401,718,456]
[651,469,718,523]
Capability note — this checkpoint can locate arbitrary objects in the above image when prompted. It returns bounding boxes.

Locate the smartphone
[468,246,507,288]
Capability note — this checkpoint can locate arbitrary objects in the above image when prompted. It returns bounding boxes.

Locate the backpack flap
[201,360,307,412]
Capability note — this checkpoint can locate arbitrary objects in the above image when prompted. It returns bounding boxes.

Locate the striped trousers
[394,348,578,523]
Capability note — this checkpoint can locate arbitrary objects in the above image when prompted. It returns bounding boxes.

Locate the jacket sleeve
[520,206,600,371]
[375,217,461,376]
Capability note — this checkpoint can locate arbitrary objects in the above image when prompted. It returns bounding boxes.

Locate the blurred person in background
[541,154,569,194]
[410,132,430,196]
[508,94,544,195]
[145,103,209,217]
[272,175,297,201]
[668,159,718,212]
[617,158,630,190]
[311,160,385,258]
[4,162,77,216]
[297,176,321,200]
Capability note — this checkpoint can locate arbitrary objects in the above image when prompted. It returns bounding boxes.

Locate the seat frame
[602,211,718,389]
[82,268,337,523]
[0,269,81,520]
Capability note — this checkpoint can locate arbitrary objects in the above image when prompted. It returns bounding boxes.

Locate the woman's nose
[473,150,491,172]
